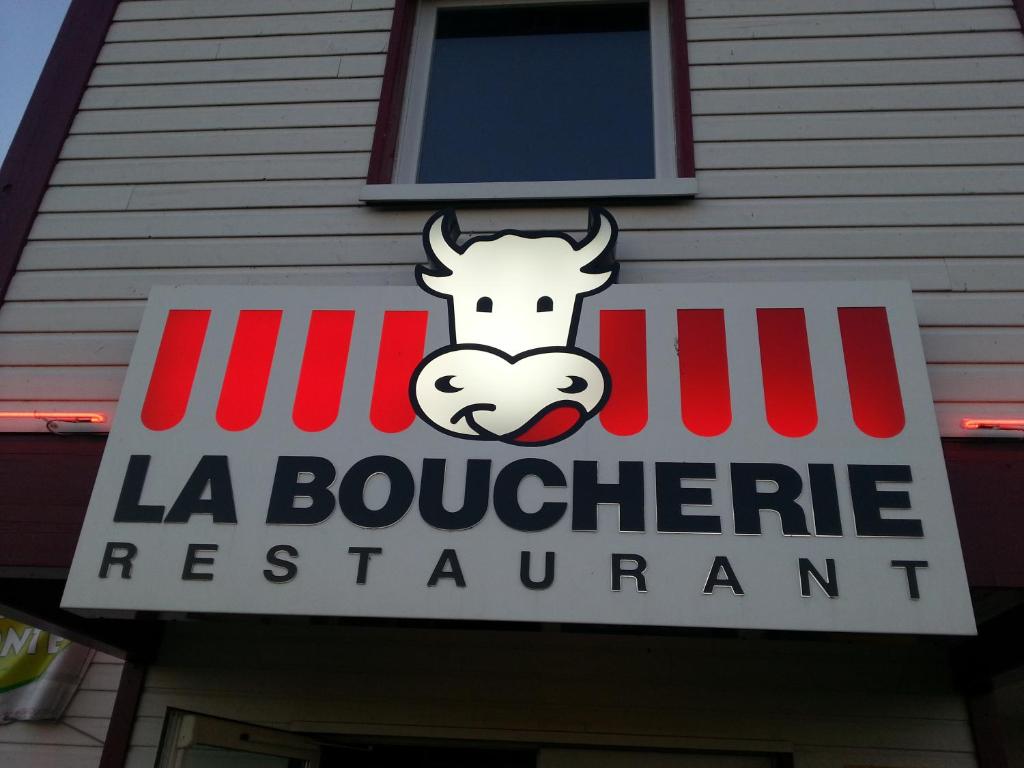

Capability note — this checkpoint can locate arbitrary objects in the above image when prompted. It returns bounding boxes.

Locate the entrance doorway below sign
[157,711,783,768]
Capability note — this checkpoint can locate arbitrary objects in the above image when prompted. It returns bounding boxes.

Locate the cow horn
[424,209,463,273]
[573,208,617,270]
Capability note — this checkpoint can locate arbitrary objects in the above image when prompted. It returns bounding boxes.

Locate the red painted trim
[944,440,1024,589]
[668,0,697,178]
[366,0,418,185]
[0,0,120,307]
[0,436,103,572]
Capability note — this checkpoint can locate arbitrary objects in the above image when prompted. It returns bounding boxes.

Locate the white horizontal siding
[61,126,372,157]
[1,0,1022,439]
[97,32,390,63]
[89,55,384,85]
[0,653,123,768]
[33,171,1024,209]
[690,57,1024,89]
[106,10,394,41]
[36,163,1024,195]
[49,154,370,184]
[23,200,1024,237]
[79,78,382,109]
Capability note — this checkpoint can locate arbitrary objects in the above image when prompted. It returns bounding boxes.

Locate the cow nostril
[558,376,587,394]
[435,375,463,393]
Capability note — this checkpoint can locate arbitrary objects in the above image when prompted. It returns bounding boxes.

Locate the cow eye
[435,375,463,393]
[476,297,493,313]
[537,296,553,312]
[559,376,587,394]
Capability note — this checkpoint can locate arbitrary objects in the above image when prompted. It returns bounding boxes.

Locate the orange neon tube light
[961,418,1024,432]
[0,411,106,424]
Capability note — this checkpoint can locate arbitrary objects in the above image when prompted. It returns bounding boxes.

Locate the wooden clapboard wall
[0,652,123,768]
[0,0,1023,436]
[120,622,978,768]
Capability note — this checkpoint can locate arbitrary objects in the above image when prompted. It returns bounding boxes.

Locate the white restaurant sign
[63,210,976,635]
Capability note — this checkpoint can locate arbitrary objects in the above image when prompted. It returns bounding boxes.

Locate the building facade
[1,0,1024,766]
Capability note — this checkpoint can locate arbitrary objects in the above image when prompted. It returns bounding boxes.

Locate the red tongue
[512,406,583,444]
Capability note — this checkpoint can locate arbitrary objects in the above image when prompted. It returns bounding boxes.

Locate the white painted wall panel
[1,0,1022,440]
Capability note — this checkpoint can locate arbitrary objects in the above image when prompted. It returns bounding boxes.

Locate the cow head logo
[410,208,618,446]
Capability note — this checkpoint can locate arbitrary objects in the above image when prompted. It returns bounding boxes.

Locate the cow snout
[412,346,608,444]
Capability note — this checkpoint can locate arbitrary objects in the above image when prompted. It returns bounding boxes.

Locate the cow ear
[423,209,463,272]
[417,269,451,297]
[577,267,616,295]
[574,208,617,271]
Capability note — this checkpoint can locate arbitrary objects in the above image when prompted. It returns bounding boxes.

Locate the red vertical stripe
[370,310,428,433]
[141,309,211,431]
[292,310,355,432]
[838,307,905,438]
[599,310,648,436]
[757,308,818,438]
[677,309,732,437]
[216,310,282,432]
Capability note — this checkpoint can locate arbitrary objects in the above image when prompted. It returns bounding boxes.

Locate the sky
[0,0,72,164]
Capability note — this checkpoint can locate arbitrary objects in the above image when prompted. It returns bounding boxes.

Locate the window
[156,711,320,768]
[363,0,696,202]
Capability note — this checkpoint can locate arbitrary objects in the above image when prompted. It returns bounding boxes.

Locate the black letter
[520,551,555,590]
[494,459,566,532]
[809,464,842,536]
[339,456,414,528]
[611,554,647,593]
[799,558,838,598]
[419,459,490,530]
[656,462,720,533]
[182,544,218,581]
[99,542,137,579]
[428,549,466,587]
[113,455,165,522]
[891,560,928,599]
[572,461,644,532]
[165,456,237,524]
[264,545,298,583]
[731,463,810,535]
[850,465,922,537]
[703,556,744,595]
[266,456,337,525]
[348,546,383,585]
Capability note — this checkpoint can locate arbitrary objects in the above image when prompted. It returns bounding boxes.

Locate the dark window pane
[416,3,655,183]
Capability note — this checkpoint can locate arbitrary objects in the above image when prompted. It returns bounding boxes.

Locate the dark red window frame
[366,0,696,185]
